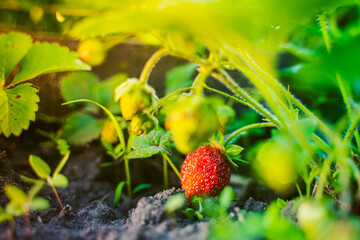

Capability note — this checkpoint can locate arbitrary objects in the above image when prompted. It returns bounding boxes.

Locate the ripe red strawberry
[181,145,231,200]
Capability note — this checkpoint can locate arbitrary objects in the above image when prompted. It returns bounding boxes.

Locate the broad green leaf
[0,83,39,137]
[30,197,50,211]
[93,73,127,112]
[133,183,151,194]
[113,181,126,209]
[13,42,90,84]
[62,113,105,145]
[128,130,172,159]
[165,63,198,94]
[0,32,33,82]
[29,155,51,179]
[51,174,69,187]
[4,185,27,204]
[60,72,100,103]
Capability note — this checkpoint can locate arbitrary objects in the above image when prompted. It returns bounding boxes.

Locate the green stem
[125,133,135,197]
[315,157,334,201]
[318,13,360,150]
[151,87,194,113]
[224,122,276,146]
[162,153,181,179]
[204,85,252,109]
[62,99,126,152]
[344,111,360,144]
[295,183,303,199]
[191,67,213,96]
[163,156,168,189]
[53,152,70,177]
[124,155,132,197]
[139,48,168,84]
[212,69,280,126]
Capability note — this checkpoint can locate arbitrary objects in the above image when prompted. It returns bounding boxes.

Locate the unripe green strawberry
[77,39,106,66]
[181,145,231,200]
[253,140,297,193]
[130,112,157,135]
[115,78,158,120]
[165,95,218,154]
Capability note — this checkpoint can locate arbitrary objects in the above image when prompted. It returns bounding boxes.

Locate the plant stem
[139,48,168,84]
[162,153,181,179]
[212,69,280,126]
[49,183,64,211]
[191,67,213,96]
[123,155,132,197]
[344,111,360,144]
[318,13,360,150]
[163,156,168,189]
[151,87,194,112]
[224,122,276,146]
[53,152,70,177]
[125,133,135,197]
[203,85,251,109]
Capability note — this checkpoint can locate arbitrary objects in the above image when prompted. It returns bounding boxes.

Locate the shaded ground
[0,145,275,240]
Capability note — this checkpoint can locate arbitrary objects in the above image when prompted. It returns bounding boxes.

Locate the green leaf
[30,197,50,211]
[165,63,198,94]
[93,73,127,112]
[0,32,33,82]
[51,174,69,187]
[218,186,235,211]
[13,42,90,85]
[29,155,51,179]
[56,138,70,155]
[113,181,126,209]
[60,72,100,104]
[62,113,105,145]
[133,183,151,194]
[165,193,186,213]
[4,185,27,204]
[182,208,196,221]
[0,83,39,137]
[128,130,171,159]
[225,144,244,156]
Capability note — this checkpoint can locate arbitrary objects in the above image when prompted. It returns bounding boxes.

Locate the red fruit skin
[181,145,231,200]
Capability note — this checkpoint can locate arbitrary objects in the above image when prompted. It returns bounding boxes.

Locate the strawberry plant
[3,0,360,239]
[0,32,89,137]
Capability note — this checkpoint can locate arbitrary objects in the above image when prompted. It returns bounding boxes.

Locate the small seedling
[0,182,49,237]
[22,150,70,213]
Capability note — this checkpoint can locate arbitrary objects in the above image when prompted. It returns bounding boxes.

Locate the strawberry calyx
[209,139,246,169]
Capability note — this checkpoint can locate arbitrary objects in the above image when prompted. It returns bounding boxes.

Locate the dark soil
[0,144,275,240]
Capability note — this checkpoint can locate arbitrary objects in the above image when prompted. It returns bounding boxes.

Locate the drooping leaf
[132,183,151,194]
[62,113,105,145]
[30,197,50,211]
[4,185,27,204]
[113,181,126,209]
[0,32,33,82]
[165,63,198,94]
[0,83,39,137]
[29,155,51,179]
[51,174,69,188]
[13,42,90,85]
[128,130,172,159]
